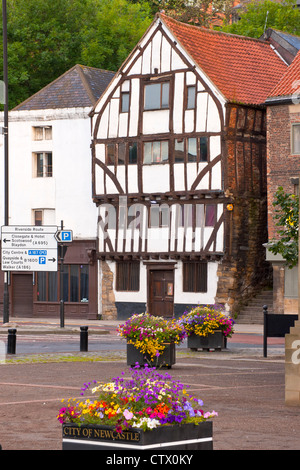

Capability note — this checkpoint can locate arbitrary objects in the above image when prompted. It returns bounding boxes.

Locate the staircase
[236,290,273,324]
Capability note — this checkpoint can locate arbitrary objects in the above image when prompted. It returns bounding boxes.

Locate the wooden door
[12,274,33,317]
[148,269,174,317]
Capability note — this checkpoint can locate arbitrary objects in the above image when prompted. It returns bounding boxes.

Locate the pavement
[0,316,264,334]
[0,316,298,452]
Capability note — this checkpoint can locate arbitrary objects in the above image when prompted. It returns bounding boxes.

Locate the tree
[268,187,299,269]
[139,0,235,27]
[80,0,152,72]
[0,0,152,109]
[221,0,300,38]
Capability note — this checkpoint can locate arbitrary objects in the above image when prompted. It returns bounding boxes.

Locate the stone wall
[101,261,117,320]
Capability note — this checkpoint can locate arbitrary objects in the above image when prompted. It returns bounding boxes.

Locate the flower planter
[62,421,213,450]
[188,331,226,351]
[126,342,175,368]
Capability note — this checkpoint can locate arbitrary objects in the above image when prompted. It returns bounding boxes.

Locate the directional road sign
[55,229,73,243]
[1,225,58,271]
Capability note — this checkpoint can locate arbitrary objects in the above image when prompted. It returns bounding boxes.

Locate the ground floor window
[183,261,207,292]
[37,265,89,302]
[116,261,140,291]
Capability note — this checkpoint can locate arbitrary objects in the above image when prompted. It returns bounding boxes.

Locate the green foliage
[0,0,152,109]
[221,0,300,38]
[143,0,235,27]
[268,187,299,268]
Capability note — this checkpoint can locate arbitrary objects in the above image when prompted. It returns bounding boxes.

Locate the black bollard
[7,328,16,354]
[80,326,88,352]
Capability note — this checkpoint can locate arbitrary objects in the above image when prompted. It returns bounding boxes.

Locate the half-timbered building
[90,13,287,320]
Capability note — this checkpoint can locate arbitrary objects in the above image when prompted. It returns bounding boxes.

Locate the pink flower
[123,409,134,420]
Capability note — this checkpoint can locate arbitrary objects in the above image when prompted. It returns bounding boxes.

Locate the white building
[0,64,114,318]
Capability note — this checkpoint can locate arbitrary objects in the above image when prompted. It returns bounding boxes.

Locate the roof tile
[268,50,300,99]
[160,13,287,105]
[13,65,115,111]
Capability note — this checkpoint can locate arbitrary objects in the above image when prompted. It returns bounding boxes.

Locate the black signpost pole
[59,221,66,328]
[2,0,9,323]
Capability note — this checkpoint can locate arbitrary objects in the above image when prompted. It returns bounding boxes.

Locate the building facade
[0,65,114,319]
[266,51,300,314]
[91,13,287,320]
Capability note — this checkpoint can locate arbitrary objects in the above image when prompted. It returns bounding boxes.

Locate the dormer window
[144,81,169,110]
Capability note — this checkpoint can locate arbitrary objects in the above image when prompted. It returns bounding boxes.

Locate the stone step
[236,290,273,325]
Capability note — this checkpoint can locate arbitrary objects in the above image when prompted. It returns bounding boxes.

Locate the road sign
[55,229,73,243]
[1,225,58,271]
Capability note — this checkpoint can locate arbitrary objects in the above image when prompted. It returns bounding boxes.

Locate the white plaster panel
[95,164,105,196]
[142,110,170,134]
[129,56,142,76]
[196,92,208,132]
[105,170,121,194]
[187,162,198,189]
[207,95,221,132]
[173,164,185,191]
[142,164,169,193]
[171,47,186,70]
[173,73,184,134]
[127,166,139,193]
[210,136,221,159]
[118,113,128,138]
[108,98,120,138]
[151,33,162,73]
[211,161,222,190]
[195,171,209,190]
[142,45,151,75]
[98,106,109,139]
[161,36,171,73]
[129,79,140,137]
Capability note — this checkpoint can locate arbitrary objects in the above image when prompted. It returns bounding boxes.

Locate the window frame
[291,123,300,155]
[173,136,209,164]
[33,125,52,141]
[144,80,170,111]
[37,264,89,303]
[186,85,196,110]
[143,140,169,164]
[116,261,140,291]
[33,151,53,177]
[182,261,208,293]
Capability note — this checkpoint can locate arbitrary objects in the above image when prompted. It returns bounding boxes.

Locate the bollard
[7,328,17,354]
[80,326,88,352]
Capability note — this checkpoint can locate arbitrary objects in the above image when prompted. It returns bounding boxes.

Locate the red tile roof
[268,50,300,99]
[160,13,287,105]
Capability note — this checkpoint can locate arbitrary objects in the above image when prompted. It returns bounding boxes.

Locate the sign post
[56,221,73,328]
[1,225,58,271]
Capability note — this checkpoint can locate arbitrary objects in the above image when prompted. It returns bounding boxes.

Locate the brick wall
[267,104,300,241]
[216,104,271,315]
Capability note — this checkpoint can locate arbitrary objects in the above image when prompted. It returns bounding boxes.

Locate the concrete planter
[188,331,225,351]
[126,342,175,368]
[62,421,213,450]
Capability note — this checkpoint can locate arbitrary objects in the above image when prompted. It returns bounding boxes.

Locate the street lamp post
[2,0,9,323]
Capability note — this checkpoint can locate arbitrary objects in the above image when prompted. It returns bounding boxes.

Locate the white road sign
[1,225,58,271]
